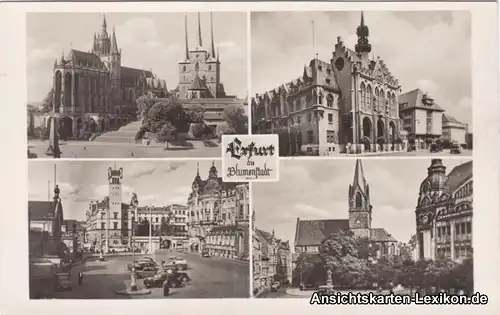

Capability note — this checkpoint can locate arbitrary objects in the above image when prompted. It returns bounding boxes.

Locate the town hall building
[294,159,398,256]
[251,12,405,156]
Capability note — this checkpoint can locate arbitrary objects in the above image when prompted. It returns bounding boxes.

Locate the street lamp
[149,205,153,259]
[130,219,137,291]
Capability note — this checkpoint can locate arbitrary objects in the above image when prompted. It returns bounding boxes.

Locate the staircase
[92,121,142,144]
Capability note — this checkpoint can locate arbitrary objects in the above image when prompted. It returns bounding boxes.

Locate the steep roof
[189,75,209,91]
[443,114,466,126]
[370,228,397,242]
[399,88,445,112]
[444,161,472,193]
[63,219,84,232]
[66,49,105,67]
[121,66,153,79]
[352,159,367,195]
[28,201,55,221]
[294,218,349,247]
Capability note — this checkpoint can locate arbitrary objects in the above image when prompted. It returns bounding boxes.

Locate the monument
[318,268,334,293]
[45,117,62,158]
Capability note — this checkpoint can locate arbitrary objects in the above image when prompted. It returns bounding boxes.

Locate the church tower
[178,13,222,99]
[354,12,371,67]
[107,166,123,252]
[348,159,372,239]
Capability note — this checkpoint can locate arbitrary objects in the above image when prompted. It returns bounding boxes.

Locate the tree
[136,95,157,121]
[185,104,205,123]
[157,121,178,144]
[215,122,236,141]
[41,88,54,113]
[159,211,175,236]
[223,105,248,134]
[189,122,207,139]
[139,96,192,136]
[293,253,324,286]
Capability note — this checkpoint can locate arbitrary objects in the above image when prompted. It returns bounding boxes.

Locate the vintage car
[143,270,190,289]
[128,261,157,271]
[135,266,159,279]
[270,281,280,292]
[450,143,462,154]
[166,257,188,270]
[201,250,210,258]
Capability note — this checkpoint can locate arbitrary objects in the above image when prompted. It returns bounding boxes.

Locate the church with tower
[47,15,168,139]
[251,12,405,156]
[294,159,398,256]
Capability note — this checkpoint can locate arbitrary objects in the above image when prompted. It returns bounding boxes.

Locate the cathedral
[174,13,246,131]
[49,15,168,138]
[251,12,404,156]
[294,159,398,256]
[187,162,250,259]
[415,159,473,262]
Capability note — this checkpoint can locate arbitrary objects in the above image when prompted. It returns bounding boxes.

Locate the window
[367,85,372,109]
[360,83,366,110]
[295,100,300,112]
[113,212,118,219]
[101,223,105,230]
[327,130,335,143]
[308,113,312,122]
[355,192,362,207]
[466,222,472,234]
[113,222,118,230]
[307,130,314,144]
[318,93,323,105]
[208,65,212,71]
[328,113,333,123]
[426,111,432,133]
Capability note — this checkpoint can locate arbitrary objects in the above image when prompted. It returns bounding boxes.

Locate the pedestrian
[78,272,84,285]
[163,279,170,297]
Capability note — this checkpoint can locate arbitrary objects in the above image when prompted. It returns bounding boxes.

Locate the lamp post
[130,219,137,291]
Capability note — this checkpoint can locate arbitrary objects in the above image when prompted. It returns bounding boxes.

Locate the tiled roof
[294,219,349,246]
[444,161,472,193]
[370,228,397,242]
[399,89,445,112]
[443,114,466,125]
[29,201,55,220]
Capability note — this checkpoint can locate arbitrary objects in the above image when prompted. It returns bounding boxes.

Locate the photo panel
[250,11,472,158]
[252,158,473,298]
[28,160,250,299]
[27,12,249,159]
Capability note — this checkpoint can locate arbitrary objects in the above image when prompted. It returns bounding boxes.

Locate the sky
[253,158,472,250]
[251,11,472,127]
[28,160,222,221]
[27,12,247,103]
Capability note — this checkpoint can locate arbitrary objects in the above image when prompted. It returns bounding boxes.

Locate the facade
[415,159,473,262]
[399,88,445,149]
[442,114,467,146]
[252,13,404,155]
[252,213,262,295]
[28,186,65,261]
[187,162,250,259]
[176,13,246,130]
[60,220,85,253]
[294,159,398,257]
[37,15,167,138]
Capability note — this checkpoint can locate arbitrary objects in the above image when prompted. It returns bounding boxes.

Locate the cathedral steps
[92,120,142,144]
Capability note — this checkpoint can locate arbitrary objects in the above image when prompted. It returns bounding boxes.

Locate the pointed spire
[184,14,189,60]
[54,58,58,69]
[353,159,367,193]
[197,12,203,48]
[212,160,215,167]
[302,64,308,79]
[210,12,216,57]
[196,162,200,177]
[60,50,65,64]
[360,11,365,27]
[216,46,219,62]
[111,27,119,53]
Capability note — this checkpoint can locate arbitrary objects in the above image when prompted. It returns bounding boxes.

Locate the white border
[0,2,498,315]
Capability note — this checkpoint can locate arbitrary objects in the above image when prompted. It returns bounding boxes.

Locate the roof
[443,114,466,126]
[209,225,245,234]
[63,219,84,232]
[370,228,397,242]
[65,50,105,68]
[189,75,209,91]
[399,89,445,112]
[444,161,473,193]
[29,201,55,221]
[294,218,349,246]
[121,66,153,79]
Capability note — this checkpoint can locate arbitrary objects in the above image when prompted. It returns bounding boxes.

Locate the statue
[53,185,61,203]
[130,193,139,207]
[326,268,333,286]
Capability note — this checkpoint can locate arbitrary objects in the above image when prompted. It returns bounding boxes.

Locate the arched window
[374,88,379,111]
[183,65,186,72]
[355,192,362,207]
[360,83,366,110]
[379,89,385,112]
[366,85,372,109]
[208,65,212,71]
[318,92,323,105]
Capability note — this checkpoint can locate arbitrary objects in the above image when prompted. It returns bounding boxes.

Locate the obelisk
[46,117,61,158]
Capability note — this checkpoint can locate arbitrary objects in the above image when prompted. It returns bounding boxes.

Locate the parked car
[128,261,157,271]
[143,270,190,289]
[270,281,280,292]
[450,143,462,154]
[135,266,159,279]
[167,257,188,270]
[54,272,72,291]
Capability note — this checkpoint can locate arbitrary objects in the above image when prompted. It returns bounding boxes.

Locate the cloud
[28,48,56,64]
[128,163,157,179]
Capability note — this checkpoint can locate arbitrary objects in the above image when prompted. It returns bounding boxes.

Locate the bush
[134,126,148,141]
[189,122,206,139]
[223,104,247,134]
